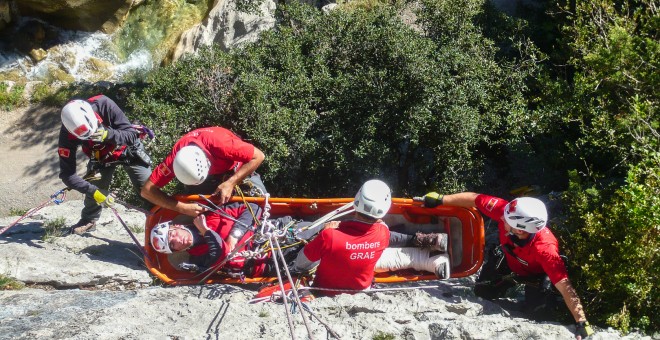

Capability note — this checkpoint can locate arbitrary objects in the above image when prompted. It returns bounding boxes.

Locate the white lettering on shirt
[345,241,380,261]
[345,241,381,250]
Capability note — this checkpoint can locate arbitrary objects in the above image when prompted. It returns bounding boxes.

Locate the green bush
[561,153,659,333]
[0,274,24,290]
[0,83,26,111]
[561,0,658,178]
[126,1,538,198]
[548,0,660,334]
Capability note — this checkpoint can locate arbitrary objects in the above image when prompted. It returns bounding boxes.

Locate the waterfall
[0,0,208,84]
[0,20,152,82]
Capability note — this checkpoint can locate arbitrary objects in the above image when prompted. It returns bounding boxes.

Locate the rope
[300,303,341,339]
[108,205,154,264]
[248,283,443,300]
[235,185,262,227]
[0,188,70,236]
[272,235,314,339]
[268,235,297,340]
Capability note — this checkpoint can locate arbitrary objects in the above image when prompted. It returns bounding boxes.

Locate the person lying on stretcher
[149,202,314,277]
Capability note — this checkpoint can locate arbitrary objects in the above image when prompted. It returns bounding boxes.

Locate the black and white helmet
[504,197,548,233]
[151,221,173,254]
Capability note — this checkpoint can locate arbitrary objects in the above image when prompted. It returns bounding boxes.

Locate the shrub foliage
[553,0,659,333]
[127,0,538,197]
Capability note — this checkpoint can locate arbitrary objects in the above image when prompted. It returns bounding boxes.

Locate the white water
[0,20,154,83]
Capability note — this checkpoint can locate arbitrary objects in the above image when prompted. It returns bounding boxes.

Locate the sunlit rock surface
[170,0,276,62]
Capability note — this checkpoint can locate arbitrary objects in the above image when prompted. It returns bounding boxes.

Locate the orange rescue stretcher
[144,195,484,285]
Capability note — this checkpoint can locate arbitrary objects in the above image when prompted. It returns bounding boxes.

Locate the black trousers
[474,245,562,319]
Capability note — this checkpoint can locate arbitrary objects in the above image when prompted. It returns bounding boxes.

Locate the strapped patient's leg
[375,247,450,279]
[389,231,448,252]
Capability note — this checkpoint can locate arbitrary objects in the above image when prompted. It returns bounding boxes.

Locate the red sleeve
[149,153,176,187]
[203,209,239,240]
[303,229,332,262]
[539,249,569,284]
[474,194,508,221]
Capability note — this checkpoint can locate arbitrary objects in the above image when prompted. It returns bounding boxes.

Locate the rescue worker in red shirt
[58,95,152,235]
[141,127,266,233]
[422,192,594,340]
[294,179,392,295]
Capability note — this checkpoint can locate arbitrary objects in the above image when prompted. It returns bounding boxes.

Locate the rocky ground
[0,105,652,339]
[0,104,86,217]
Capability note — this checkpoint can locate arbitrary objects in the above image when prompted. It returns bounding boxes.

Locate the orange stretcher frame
[144,195,484,286]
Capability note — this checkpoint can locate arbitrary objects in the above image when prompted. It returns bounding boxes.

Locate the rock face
[0,0,13,31]
[169,0,276,62]
[13,0,144,32]
[0,201,151,288]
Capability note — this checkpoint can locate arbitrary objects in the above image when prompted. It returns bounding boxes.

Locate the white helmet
[151,221,173,254]
[504,197,548,233]
[173,145,210,185]
[61,99,98,140]
[354,179,392,219]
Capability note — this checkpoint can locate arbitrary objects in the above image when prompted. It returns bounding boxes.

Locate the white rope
[298,202,354,235]
[272,235,315,339]
[248,283,442,301]
[268,235,297,340]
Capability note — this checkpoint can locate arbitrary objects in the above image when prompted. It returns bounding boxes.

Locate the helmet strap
[93,111,104,124]
[507,232,534,247]
[186,225,204,250]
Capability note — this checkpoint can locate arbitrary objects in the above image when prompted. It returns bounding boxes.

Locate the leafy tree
[126,0,539,198]
[553,0,659,333]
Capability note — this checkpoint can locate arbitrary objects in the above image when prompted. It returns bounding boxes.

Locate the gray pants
[389,231,415,247]
[81,159,152,222]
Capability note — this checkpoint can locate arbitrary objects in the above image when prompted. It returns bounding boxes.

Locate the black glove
[575,321,594,339]
[423,192,444,208]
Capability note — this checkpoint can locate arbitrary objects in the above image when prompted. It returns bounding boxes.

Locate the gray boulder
[170,0,276,62]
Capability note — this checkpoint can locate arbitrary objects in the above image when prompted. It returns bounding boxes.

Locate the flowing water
[0,0,208,84]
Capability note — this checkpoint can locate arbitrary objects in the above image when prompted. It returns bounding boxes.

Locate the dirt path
[0,104,86,216]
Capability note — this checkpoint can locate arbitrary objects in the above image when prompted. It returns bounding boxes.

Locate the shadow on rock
[79,235,148,270]
[0,221,48,249]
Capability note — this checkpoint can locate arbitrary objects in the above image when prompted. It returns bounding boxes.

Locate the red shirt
[150,127,255,187]
[187,203,258,270]
[475,194,568,284]
[303,220,390,293]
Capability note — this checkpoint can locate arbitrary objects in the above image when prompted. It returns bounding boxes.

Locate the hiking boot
[69,220,96,235]
[413,232,448,252]
[433,254,450,279]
